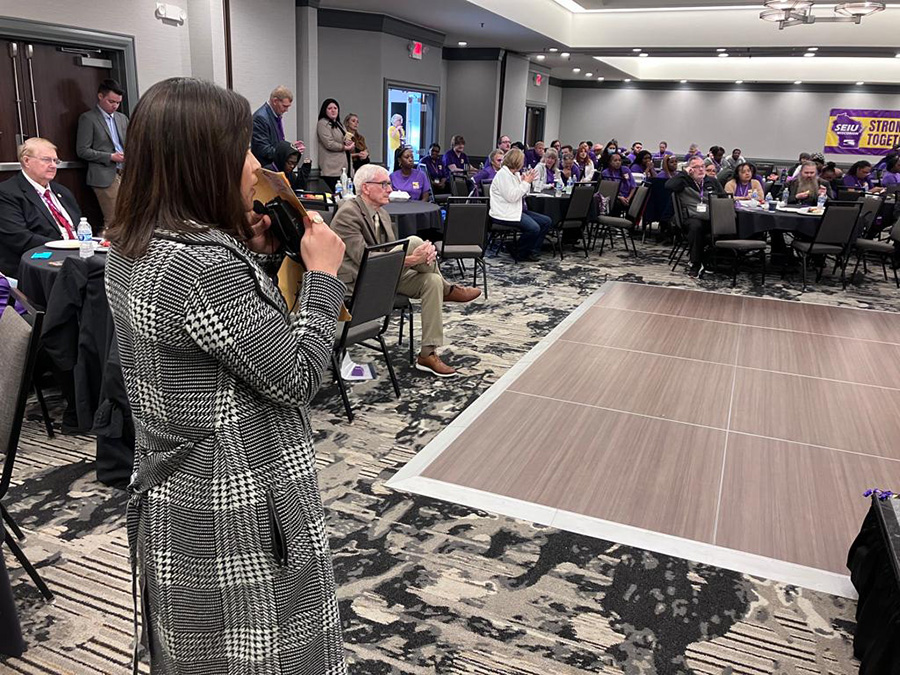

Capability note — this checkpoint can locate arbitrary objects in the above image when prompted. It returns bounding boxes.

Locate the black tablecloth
[848,496,900,675]
[384,201,443,238]
[0,526,24,658]
[736,207,821,239]
[526,191,600,225]
[17,247,133,488]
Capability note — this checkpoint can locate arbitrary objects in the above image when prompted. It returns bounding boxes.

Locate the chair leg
[33,383,55,439]
[397,309,405,346]
[800,253,808,291]
[408,310,415,365]
[760,249,767,286]
[478,259,488,299]
[852,252,864,282]
[893,259,899,288]
[378,335,401,399]
[331,352,354,422]
[628,230,637,257]
[1,504,24,541]
[881,258,888,281]
[4,526,54,601]
[731,252,739,288]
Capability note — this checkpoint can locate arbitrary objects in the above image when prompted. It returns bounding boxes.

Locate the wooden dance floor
[388,282,900,596]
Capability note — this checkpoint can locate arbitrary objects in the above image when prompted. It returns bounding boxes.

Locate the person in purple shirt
[625,142,643,165]
[683,143,703,163]
[874,142,900,171]
[843,160,879,191]
[472,148,503,195]
[660,154,680,179]
[390,147,431,201]
[881,156,900,186]
[600,152,636,216]
[559,152,581,183]
[443,135,469,174]
[0,274,25,315]
[631,150,656,178]
[422,143,449,194]
[653,141,674,161]
[524,141,545,169]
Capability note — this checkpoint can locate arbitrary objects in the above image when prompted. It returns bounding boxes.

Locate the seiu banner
[824,108,900,155]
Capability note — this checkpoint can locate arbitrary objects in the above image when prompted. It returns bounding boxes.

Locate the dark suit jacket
[76,107,128,188]
[329,197,397,294]
[665,171,726,221]
[251,103,283,166]
[0,172,82,278]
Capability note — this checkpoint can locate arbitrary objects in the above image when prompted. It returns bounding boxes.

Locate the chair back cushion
[709,195,737,240]
[627,184,650,222]
[348,242,408,327]
[816,202,862,247]
[856,194,883,239]
[0,306,32,456]
[444,203,488,248]
[564,183,595,221]
[599,180,619,202]
[450,175,469,197]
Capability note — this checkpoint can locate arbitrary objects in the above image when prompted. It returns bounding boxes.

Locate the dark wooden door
[0,37,116,226]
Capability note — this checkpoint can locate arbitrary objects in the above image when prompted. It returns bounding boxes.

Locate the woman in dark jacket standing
[316,98,353,191]
[104,77,347,674]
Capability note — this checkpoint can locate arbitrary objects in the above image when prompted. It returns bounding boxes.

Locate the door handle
[25,44,39,137]
[8,42,25,146]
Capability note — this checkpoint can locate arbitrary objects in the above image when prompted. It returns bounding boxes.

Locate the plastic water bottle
[334,182,343,202]
[555,175,563,197]
[77,217,93,259]
[816,191,827,208]
[566,175,574,194]
[751,189,759,203]
[339,167,348,192]
[346,178,354,197]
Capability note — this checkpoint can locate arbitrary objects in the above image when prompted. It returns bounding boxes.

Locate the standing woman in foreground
[104,77,347,674]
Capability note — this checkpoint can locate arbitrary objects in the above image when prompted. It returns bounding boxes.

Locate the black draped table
[17,246,134,488]
[526,190,600,225]
[735,205,822,239]
[384,201,443,238]
[848,495,900,674]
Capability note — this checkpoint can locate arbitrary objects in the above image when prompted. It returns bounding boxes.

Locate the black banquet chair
[1,288,54,601]
[852,215,900,288]
[708,194,767,286]
[332,239,410,422]
[790,201,862,290]
[596,183,651,257]
[439,199,490,298]
[548,183,595,258]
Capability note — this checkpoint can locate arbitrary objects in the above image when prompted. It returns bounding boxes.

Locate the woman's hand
[343,140,355,151]
[245,210,279,254]
[359,150,369,160]
[301,214,345,276]
[522,168,537,184]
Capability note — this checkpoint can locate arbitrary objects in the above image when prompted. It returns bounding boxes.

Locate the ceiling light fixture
[718,52,730,57]
[735,79,744,84]
[680,79,688,83]
[856,80,865,85]
[807,46,818,51]
[804,52,816,56]
[639,52,649,57]
[549,48,558,52]
[560,52,570,58]
[573,67,581,72]
[597,76,605,81]
[458,41,467,46]
[536,55,545,60]
[585,72,593,77]
[760,0,885,29]
[794,80,803,84]
[624,78,632,82]
[632,48,642,52]
[716,48,727,52]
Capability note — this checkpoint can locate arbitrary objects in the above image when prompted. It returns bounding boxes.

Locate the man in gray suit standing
[76,78,128,228]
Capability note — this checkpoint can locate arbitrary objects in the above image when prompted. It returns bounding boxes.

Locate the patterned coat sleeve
[184,258,344,408]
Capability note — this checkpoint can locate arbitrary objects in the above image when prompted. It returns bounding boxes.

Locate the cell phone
[253,197,305,262]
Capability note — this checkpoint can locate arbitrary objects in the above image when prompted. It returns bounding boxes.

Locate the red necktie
[42,189,75,239]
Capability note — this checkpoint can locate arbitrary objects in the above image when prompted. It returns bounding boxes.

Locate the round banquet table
[526,190,600,225]
[384,201,442,238]
[736,205,822,239]
[17,244,133,488]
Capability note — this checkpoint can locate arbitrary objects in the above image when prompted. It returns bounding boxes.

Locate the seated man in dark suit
[666,156,726,277]
[251,85,305,166]
[329,163,480,378]
[0,137,82,278]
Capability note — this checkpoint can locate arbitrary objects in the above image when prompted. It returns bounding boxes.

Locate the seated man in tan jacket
[330,163,480,377]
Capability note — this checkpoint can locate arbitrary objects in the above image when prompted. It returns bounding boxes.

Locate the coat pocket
[266,489,289,567]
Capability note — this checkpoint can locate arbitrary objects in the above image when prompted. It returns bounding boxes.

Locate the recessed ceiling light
[536,54,545,61]
[585,72,593,77]
[458,41,467,46]
[804,52,816,57]
[718,53,729,58]
[549,48,558,52]
[573,67,581,73]
[794,80,803,84]
[680,79,688,83]
[716,48,727,52]
[639,52,649,58]
[597,76,604,81]
[624,78,632,82]
[560,52,570,58]
[896,53,900,58]
[735,80,743,84]
[807,47,818,51]
[632,48,642,52]
[856,81,865,85]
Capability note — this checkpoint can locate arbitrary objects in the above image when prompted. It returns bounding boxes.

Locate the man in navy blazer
[251,85,305,165]
[0,138,82,278]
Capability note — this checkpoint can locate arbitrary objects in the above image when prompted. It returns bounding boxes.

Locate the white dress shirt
[22,171,73,238]
[489,166,531,222]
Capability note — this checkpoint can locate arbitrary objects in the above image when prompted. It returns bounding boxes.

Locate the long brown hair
[105,77,252,257]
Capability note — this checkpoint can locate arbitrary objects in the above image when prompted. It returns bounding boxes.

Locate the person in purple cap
[390,147,431,201]
[600,152,636,216]
[443,135,469,174]
[653,141,674,161]
[843,160,884,192]
[472,148,504,195]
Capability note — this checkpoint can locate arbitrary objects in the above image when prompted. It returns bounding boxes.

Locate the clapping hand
[292,140,306,154]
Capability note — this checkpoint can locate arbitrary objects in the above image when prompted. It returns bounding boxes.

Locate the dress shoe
[415,353,457,378]
[443,285,481,303]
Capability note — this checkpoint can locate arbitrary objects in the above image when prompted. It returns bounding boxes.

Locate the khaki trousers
[396,236,450,351]
[92,174,121,230]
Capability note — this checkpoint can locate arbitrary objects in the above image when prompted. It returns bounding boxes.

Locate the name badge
[412,182,420,189]
[696,203,708,213]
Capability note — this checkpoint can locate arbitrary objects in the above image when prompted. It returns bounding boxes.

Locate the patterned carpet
[5,236,894,674]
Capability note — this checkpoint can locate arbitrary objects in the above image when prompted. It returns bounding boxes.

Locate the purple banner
[824,108,900,155]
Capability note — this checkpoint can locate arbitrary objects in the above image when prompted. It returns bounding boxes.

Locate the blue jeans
[494,210,552,255]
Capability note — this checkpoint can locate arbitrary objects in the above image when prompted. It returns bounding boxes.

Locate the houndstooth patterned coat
[105,226,347,674]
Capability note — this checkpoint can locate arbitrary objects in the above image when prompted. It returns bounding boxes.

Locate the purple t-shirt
[561,163,581,182]
[423,156,448,182]
[652,150,673,160]
[683,151,703,162]
[843,173,872,190]
[471,165,497,195]
[881,171,900,186]
[390,169,431,200]
[601,167,637,197]
[443,150,469,173]
[0,275,25,316]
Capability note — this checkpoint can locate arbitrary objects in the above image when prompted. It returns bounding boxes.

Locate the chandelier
[760,1,886,29]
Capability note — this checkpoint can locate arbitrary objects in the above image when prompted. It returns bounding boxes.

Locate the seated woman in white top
[534,148,561,189]
[489,148,553,261]
[574,143,595,182]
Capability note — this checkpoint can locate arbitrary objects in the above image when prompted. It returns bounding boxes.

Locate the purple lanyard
[735,182,750,198]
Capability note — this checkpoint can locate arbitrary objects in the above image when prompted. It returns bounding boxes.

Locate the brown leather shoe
[415,352,457,378]
[443,285,481,303]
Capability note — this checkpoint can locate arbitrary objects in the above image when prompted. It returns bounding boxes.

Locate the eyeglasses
[29,156,61,165]
[365,181,393,190]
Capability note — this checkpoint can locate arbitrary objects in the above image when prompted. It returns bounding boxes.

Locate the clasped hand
[407,240,437,266]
